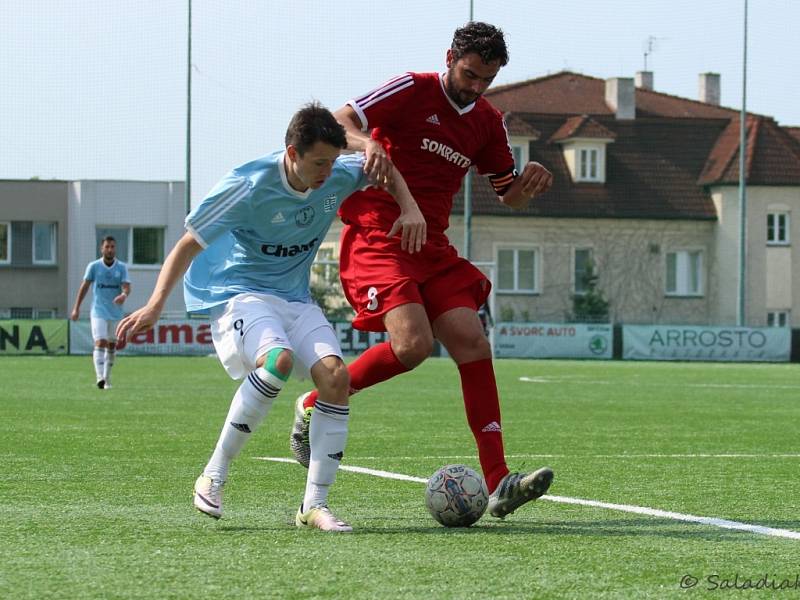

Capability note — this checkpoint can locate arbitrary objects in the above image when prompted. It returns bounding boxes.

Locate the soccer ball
[425,464,489,527]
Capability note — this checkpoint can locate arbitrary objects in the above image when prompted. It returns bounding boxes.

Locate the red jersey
[339,71,515,240]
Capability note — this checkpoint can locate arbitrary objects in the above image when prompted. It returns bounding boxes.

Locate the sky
[1,0,798,207]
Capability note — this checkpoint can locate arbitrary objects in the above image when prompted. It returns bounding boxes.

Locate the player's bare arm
[334,104,393,186]
[384,166,427,254]
[70,280,91,320]
[113,282,131,305]
[499,162,553,210]
[116,232,203,340]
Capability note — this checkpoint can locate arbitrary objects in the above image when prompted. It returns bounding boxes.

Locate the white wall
[68,181,186,318]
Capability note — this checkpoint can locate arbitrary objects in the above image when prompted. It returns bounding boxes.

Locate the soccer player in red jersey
[292,22,555,518]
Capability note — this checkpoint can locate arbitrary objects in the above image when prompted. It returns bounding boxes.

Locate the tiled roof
[549,115,616,142]
[451,71,800,219]
[503,113,541,138]
[487,71,739,119]
[455,115,723,220]
[699,117,800,185]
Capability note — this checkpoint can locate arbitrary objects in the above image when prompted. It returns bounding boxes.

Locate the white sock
[103,348,115,383]
[303,400,349,511]
[203,368,285,482]
[93,348,105,380]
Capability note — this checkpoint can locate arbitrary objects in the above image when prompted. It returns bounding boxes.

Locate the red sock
[303,341,410,409]
[458,358,509,493]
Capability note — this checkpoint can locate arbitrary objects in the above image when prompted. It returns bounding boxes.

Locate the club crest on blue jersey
[295,206,315,227]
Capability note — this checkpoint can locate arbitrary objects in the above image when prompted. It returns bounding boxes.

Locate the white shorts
[91,316,118,343]
[210,292,342,380]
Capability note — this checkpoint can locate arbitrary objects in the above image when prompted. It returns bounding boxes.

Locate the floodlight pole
[737,0,748,326]
[463,0,474,259]
[185,0,192,215]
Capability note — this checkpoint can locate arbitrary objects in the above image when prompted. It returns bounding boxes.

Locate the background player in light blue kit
[71,236,130,389]
[116,103,425,531]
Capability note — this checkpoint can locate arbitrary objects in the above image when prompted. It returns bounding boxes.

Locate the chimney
[635,71,654,90]
[605,77,635,119]
[699,72,720,105]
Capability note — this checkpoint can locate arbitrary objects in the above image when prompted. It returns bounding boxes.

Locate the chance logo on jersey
[261,237,319,258]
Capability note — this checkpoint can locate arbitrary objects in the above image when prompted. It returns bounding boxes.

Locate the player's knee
[391,333,433,368]
[257,347,293,381]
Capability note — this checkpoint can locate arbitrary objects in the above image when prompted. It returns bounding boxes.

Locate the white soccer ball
[425,464,489,527]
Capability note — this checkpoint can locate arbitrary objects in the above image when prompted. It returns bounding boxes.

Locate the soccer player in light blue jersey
[71,236,131,389]
[116,103,425,532]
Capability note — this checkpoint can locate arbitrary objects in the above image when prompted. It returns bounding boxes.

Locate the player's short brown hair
[451,21,509,66]
[285,102,347,155]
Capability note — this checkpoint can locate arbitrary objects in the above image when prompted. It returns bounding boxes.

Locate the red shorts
[339,224,491,332]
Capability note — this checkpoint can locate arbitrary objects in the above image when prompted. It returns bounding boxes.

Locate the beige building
[480,72,800,327]
[0,180,186,318]
[319,71,800,328]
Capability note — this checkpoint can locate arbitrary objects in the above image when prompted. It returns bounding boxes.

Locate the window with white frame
[33,308,56,319]
[0,222,10,264]
[32,222,57,265]
[767,212,789,245]
[767,310,789,327]
[96,227,165,265]
[578,148,599,181]
[574,248,594,295]
[497,248,538,293]
[509,140,529,172]
[665,250,703,296]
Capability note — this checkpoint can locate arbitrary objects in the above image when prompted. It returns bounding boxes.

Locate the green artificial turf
[2,356,799,599]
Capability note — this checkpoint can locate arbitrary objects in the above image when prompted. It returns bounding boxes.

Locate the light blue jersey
[83,259,130,320]
[184,151,369,312]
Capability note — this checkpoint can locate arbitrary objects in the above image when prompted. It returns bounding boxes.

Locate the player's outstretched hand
[519,161,553,198]
[387,204,427,254]
[364,139,394,187]
[116,304,161,342]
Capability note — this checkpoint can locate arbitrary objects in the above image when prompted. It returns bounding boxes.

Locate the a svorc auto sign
[495,323,612,359]
[623,325,790,362]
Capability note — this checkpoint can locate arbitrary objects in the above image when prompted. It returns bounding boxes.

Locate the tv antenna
[642,36,664,71]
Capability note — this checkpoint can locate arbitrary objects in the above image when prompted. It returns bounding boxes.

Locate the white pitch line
[519,376,800,390]
[263,454,800,460]
[255,457,800,541]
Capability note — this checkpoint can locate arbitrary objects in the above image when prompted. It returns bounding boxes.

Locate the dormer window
[509,136,530,171]
[549,115,616,184]
[579,148,599,181]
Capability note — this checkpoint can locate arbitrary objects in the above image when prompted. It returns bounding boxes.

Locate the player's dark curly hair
[285,102,347,155]
[451,22,509,66]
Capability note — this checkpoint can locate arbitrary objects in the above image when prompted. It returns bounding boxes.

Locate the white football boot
[295,504,353,532]
[289,392,313,468]
[193,474,225,519]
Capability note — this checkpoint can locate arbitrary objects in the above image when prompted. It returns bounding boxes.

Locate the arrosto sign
[623,325,790,362]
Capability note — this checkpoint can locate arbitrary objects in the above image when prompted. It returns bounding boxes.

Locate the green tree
[571,261,609,323]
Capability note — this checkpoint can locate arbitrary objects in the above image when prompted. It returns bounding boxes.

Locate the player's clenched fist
[519,162,553,198]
